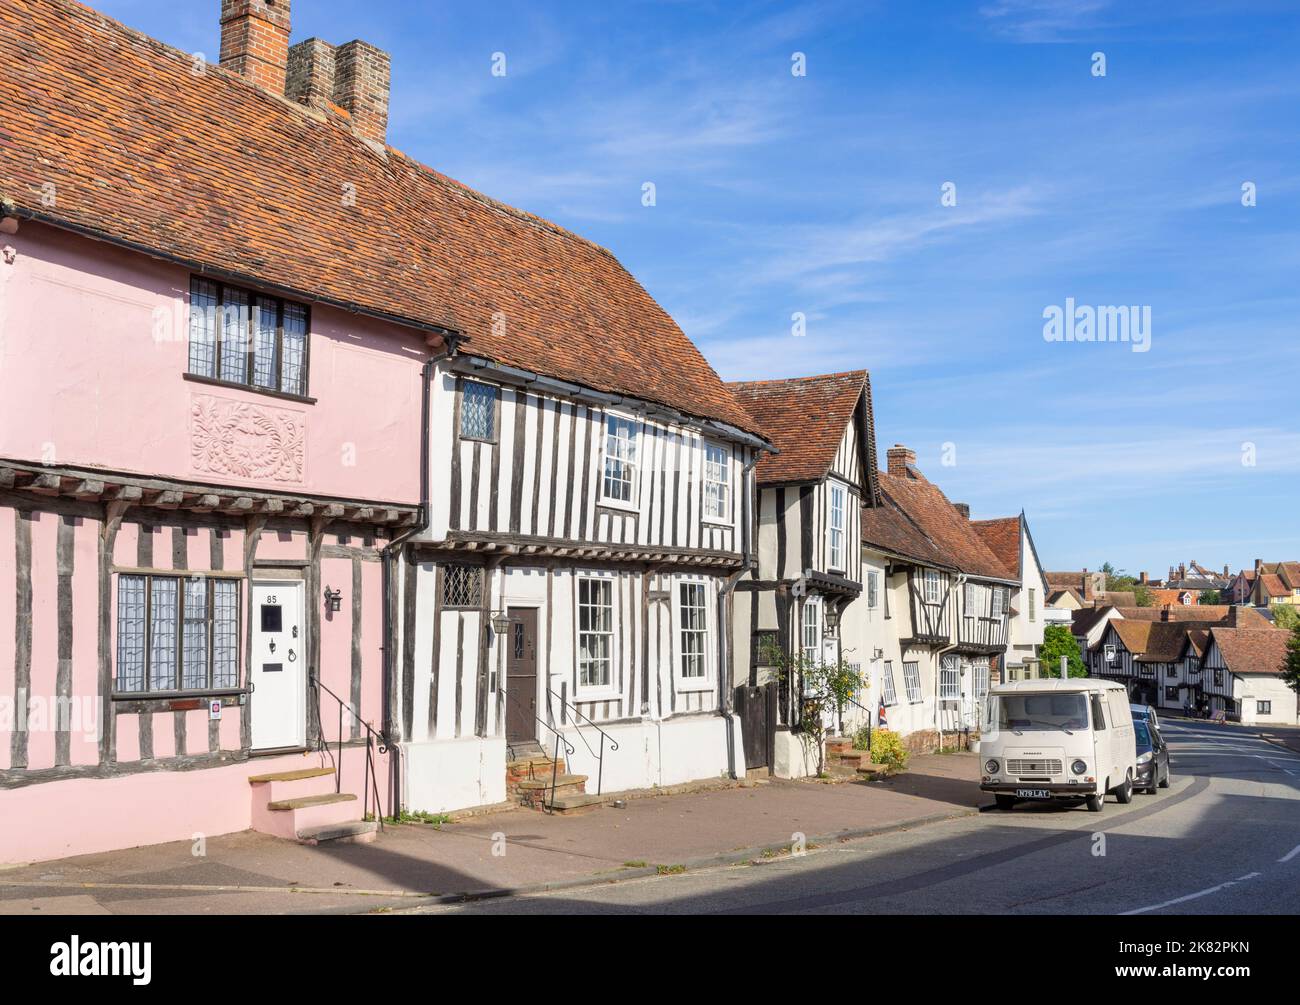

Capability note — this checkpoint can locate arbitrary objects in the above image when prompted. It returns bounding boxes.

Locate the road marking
[1279,844,1300,864]
[1122,872,1261,916]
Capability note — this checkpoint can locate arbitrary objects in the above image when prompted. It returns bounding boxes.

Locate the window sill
[675,678,713,693]
[111,687,247,702]
[184,372,317,405]
[597,496,639,514]
[573,688,621,703]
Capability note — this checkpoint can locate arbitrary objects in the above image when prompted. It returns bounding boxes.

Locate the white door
[251,580,306,750]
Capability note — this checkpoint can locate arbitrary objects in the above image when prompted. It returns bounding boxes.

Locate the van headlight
[985,759,999,774]
[1071,759,1087,775]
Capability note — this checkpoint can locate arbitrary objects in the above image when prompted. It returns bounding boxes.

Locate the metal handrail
[546,690,619,796]
[310,672,386,830]
[504,700,575,815]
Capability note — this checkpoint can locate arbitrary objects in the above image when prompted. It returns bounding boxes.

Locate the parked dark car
[1134,720,1171,793]
[1130,703,1161,731]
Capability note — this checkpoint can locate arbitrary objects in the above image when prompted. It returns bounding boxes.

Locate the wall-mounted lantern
[490,611,511,635]
[824,605,841,633]
[323,585,343,614]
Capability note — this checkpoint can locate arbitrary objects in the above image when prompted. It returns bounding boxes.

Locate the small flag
[877,701,888,729]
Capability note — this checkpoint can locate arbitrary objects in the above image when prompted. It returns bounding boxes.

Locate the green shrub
[852,723,872,751]
[868,728,908,769]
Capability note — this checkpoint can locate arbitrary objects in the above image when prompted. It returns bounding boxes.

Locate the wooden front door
[506,607,539,743]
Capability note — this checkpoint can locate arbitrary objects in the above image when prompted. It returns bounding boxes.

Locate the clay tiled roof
[1108,620,1154,654]
[1259,574,1288,598]
[860,488,952,569]
[970,517,1021,578]
[1101,591,1137,608]
[1071,606,1116,638]
[863,470,1013,581]
[0,0,763,436]
[1210,628,1291,676]
[727,372,872,485]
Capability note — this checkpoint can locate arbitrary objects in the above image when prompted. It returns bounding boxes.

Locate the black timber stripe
[510,390,526,536]
[55,515,75,766]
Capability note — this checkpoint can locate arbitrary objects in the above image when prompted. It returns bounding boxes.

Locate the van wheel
[1115,770,1134,804]
[1085,792,1104,812]
[994,794,1016,811]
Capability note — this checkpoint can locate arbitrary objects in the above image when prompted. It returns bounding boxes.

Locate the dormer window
[187,277,309,399]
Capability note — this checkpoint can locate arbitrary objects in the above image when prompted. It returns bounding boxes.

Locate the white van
[979,679,1137,812]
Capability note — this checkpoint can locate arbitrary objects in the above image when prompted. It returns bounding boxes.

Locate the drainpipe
[380,350,444,815]
[718,450,762,779]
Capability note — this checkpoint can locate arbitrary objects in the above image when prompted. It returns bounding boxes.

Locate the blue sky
[99,0,1300,579]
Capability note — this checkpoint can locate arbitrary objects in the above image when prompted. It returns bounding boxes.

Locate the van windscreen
[994,693,1089,732]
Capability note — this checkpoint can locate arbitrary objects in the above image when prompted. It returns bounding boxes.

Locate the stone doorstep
[548,793,604,815]
[515,774,587,791]
[247,767,336,784]
[297,820,379,845]
[268,793,357,812]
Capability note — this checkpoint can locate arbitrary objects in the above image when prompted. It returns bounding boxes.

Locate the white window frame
[802,598,821,666]
[702,441,731,524]
[600,413,639,510]
[575,574,617,698]
[867,570,879,609]
[991,587,1005,619]
[1028,588,1036,621]
[828,482,846,571]
[675,580,713,690]
[924,569,942,605]
[939,656,960,700]
[902,661,923,703]
[973,658,990,701]
[880,660,898,706]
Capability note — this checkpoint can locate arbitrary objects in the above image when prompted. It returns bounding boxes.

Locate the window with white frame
[460,381,496,440]
[802,600,821,666]
[1028,588,1036,621]
[991,587,1005,619]
[940,657,960,699]
[867,571,879,609]
[973,658,990,700]
[964,582,977,618]
[924,569,942,605]
[577,578,614,689]
[902,661,922,703]
[702,442,730,521]
[116,574,240,693]
[601,415,638,504]
[881,661,898,706]
[678,583,709,681]
[188,277,308,397]
[828,483,845,570]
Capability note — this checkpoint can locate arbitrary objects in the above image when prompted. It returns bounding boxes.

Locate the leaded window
[703,443,729,521]
[460,381,496,440]
[881,661,898,706]
[902,661,922,703]
[115,574,240,693]
[187,277,309,396]
[602,415,638,504]
[940,656,960,699]
[442,564,483,608]
[679,583,708,680]
[577,578,613,689]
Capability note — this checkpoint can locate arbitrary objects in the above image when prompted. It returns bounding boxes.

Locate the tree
[1282,620,1300,697]
[1132,585,1155,607]
[1200,589,1221,605]
[1271,604,1300,633]
[760,640,866,777]
[1039,623,1086,678]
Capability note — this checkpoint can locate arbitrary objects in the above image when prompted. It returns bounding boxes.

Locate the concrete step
[856,762,890,777]
[253,792,361,841]
[516,774,588,791]
[549,793,605,816]
[248,766,337,803]
[296,820,379,846]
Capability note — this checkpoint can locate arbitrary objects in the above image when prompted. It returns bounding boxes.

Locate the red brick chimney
[886,444,916,478]
[1139,571,1148,585]
[334,40,391,144]
[953,502,970,518]
[287,37,336,109]
[220,0,291,94]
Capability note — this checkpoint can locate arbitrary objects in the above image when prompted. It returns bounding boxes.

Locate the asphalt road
[414,719,1300,915]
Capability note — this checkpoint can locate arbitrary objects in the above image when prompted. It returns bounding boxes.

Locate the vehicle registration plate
[1015,787,1051,800]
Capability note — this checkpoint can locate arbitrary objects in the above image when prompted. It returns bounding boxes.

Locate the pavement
[0,752,980,915]
[414,719,1300,915]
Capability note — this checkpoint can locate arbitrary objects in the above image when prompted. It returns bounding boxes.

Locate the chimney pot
[334,40,392,144]
[220,0,292,94]
[953,502,970,519]
[1140,571,1148,584]
[886,444,917,478]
